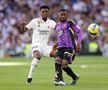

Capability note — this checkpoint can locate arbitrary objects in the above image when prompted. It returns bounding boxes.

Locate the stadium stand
[0,0,108,57]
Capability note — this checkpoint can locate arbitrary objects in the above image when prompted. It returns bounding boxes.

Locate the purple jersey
[55,20,83,49]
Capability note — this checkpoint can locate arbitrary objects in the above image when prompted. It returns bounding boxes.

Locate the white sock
[28,58,39,78]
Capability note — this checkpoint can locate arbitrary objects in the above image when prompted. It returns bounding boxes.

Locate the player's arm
[49,29,58,57]
[71,24,83,53]
[20,19,36,33]
[49,21,58,50]
[49,29,58,50]
[20,22,28,33]
[50,20,57,37]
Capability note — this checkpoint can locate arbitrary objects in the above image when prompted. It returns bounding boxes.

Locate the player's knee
[62,64,68,68]
[63,52,70,59]
[55,57,62,64]
[62,60,68,68]
[31,58,39,66]
[50,50,56,57]
[33,50,41,60]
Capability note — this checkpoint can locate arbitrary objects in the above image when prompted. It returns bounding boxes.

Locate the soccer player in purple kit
[54,9,83,86]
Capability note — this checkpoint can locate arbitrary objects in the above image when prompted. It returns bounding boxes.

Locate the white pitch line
[0,62,28,66]
[80,65,89,68]
[80,64,108,68]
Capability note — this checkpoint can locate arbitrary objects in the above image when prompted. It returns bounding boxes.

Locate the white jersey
[26,17,56,47]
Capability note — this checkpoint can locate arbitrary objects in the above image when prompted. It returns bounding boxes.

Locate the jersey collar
[40,17,49,23]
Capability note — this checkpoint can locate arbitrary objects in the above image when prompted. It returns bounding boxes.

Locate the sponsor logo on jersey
[38,29,50,35]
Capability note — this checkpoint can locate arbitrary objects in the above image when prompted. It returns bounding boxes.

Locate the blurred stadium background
[0,0,108,58]
[0,0,108,90]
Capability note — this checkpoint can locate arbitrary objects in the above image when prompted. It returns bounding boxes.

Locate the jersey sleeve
[51,20,56,30]
[49,20,56,35]
[49,20,57,40]
[26,18,37,30]
[71,24,83,43]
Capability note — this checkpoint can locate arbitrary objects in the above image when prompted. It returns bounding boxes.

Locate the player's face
[40,8,49,20]
[59,11,67,22]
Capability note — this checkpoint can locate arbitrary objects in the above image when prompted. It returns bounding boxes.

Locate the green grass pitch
[0,56,108,90]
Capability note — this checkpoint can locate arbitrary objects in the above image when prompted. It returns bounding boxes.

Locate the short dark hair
[40,5,49,10]
[59,9,67,12]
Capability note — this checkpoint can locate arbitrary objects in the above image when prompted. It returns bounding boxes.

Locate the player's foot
[54,80,66,86]
[27,78,32,84]
[70,75,80,85]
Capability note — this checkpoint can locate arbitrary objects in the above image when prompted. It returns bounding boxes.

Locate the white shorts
[32,44,52,57]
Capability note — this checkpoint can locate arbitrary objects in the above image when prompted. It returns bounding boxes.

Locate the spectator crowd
[0,0,108,57]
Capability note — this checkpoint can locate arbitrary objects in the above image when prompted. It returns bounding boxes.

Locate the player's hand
[76,43,81,53]
[20,22,28,32]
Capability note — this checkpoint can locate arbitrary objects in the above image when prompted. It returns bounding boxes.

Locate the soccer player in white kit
[20,5,56,84]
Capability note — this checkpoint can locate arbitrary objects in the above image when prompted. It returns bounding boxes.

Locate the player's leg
[54,49,66,85]
[62,51,77,80]
[27,46,42,84]
[62,49,79,85]
[62,64,79,85]
[54,57,66,85]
